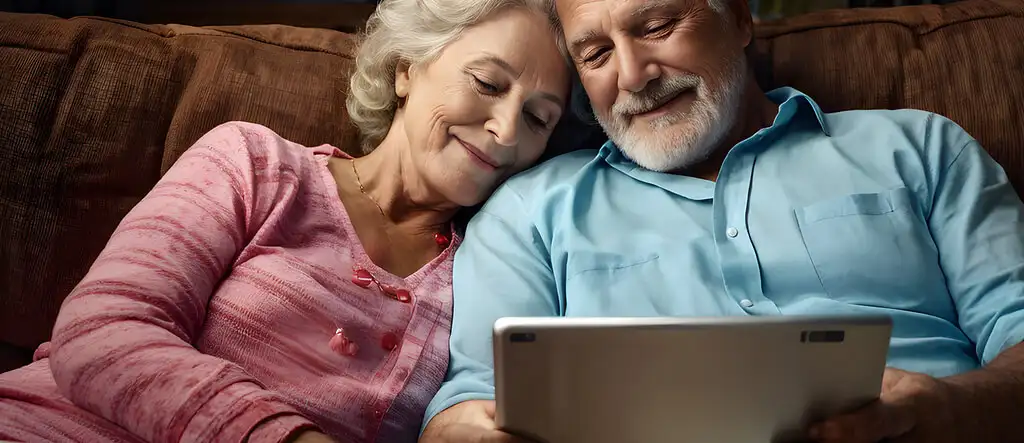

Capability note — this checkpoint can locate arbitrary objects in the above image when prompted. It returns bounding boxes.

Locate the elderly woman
[0,0,569,442]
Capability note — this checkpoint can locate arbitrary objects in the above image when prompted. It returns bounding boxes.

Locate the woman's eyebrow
[470,54,521,78]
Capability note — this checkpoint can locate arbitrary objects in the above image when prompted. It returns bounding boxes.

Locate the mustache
[612,75,702,116]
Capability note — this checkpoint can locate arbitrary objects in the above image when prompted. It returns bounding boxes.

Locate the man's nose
[616,41,660,93]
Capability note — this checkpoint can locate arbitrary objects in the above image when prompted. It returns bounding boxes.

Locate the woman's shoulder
[188,121,347,174]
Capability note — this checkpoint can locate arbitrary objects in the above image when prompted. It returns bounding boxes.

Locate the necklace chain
[350,159,387,219]
[348,158,452,249]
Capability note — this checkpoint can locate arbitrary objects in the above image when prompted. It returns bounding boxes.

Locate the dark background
[0,0,381,31]
[0,0,963,30]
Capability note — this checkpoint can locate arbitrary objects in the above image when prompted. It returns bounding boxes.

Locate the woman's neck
[350,129,459,234]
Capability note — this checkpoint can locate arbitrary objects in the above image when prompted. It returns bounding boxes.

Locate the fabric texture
[0,0,1022,372]
[0,122,455,443]
[425,87,1024,427]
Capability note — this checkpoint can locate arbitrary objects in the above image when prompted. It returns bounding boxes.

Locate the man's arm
[927,121,1024,441]
[943,342,1024,442]
[813,117,1024,443]
[421,183,562,441]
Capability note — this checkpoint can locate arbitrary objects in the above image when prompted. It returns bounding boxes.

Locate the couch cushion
[0,13,360,370]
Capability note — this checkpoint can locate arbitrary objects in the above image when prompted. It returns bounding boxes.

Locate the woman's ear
[395,62,411,98]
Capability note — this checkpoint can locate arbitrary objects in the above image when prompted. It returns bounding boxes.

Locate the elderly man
[420,0,1024,442]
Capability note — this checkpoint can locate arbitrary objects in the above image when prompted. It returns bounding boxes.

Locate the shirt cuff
[420,392,496,436]
[180,381,313,443]
[248,414,319,443]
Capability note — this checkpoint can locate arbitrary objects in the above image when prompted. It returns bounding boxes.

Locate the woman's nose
[484,103,521,147]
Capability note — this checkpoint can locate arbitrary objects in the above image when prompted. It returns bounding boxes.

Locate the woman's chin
[428,164,502,208]
[443,178,500,208]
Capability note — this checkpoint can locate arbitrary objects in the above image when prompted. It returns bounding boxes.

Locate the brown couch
[1,0,1023,373]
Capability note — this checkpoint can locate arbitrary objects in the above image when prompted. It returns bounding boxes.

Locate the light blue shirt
[423,87,1024,426]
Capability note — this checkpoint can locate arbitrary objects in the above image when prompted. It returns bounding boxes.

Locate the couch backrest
[1,0,1022,369]
[0,14,362,365]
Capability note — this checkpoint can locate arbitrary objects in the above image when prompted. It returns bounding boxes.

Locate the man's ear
[728,0,754,48]
[395,61,411,98]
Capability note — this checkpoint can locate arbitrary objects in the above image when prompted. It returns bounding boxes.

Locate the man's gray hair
[347,0,570,152]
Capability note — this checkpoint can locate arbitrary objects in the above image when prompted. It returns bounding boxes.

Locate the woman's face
[394,8,570,207]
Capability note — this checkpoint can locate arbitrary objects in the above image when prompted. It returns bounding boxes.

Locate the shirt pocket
[564,252,664,316]
[794,187,946,310]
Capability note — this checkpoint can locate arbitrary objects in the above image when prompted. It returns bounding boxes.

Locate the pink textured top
[0,122,456,443]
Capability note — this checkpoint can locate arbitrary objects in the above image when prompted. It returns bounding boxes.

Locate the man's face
[557,0,752,172]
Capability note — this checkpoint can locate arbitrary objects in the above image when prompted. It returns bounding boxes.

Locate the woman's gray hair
[346,0,569,153]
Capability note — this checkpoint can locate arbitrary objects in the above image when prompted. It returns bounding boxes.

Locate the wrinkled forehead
[555,0,661,26]
[556,0,685,45]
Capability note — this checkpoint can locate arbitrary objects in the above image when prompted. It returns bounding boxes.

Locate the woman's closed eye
[473,76,500,94]
[525,112,548,130]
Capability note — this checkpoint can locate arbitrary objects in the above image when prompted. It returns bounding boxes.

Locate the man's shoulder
[493,149,601,201]
[825,108,973,149]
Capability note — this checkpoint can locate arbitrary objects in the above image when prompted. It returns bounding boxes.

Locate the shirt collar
[767,86,830,136]
[594,87,829,200]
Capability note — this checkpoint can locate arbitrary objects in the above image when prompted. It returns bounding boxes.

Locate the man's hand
[419,400,534,443]
[809,367,957,443]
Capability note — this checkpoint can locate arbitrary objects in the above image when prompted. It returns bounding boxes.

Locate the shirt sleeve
[927,119,1024,365]
[48,123,316,443]
[421,184,561,430]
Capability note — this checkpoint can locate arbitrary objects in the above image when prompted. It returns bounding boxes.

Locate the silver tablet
[493,315,892,443]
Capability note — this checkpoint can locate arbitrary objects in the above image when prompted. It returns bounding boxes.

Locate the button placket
[715,149,776,314]
[351,267,414,303]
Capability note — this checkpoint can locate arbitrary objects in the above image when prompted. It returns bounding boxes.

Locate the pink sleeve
[48,123,316,443]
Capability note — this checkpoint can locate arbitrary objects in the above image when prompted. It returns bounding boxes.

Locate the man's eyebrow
[569,29,604,57]
[628,0,678,18]
[569,0,682,56]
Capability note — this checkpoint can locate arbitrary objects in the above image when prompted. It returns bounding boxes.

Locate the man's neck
[684,81,779,182]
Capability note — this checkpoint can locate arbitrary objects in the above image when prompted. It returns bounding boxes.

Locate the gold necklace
[348,158,453,249]
[350,158,387,219]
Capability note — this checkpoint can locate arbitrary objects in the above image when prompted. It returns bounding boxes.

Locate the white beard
[595,54,748,172]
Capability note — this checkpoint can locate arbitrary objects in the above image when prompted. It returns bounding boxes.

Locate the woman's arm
[49,123,317,443]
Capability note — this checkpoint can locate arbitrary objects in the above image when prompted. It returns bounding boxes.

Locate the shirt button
[726,227,739,238]
[740,299,754,308]
[329,327,359,356]
[381,332,400,351]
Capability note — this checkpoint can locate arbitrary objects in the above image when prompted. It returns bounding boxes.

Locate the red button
[381,332,399,351]
[352,268,373,288]
[396,367,410,380]
[394,289,412,303]
[434,232,450,247]
[329,328,359,356]
[380,284,413,303]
